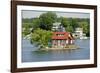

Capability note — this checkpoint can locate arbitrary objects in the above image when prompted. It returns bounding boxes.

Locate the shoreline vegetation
[22,11,90,51]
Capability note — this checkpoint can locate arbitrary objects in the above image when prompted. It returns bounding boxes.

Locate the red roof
[52,32,74,40]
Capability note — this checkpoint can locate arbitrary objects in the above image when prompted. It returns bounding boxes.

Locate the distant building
[73,27,87,39]
[75,28,83,38]
[52,22,65,32]
[51,32,74,48]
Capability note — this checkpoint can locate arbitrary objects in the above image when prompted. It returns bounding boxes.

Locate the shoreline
[36,44,79,51]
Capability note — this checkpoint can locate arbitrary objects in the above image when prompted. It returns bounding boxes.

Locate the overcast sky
[22,10,90,19]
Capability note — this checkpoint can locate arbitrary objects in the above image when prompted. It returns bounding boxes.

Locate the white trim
[70,40,73,44]
[66,40,68,44]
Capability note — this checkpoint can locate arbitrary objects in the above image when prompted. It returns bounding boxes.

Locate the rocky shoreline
[36,44,79,51]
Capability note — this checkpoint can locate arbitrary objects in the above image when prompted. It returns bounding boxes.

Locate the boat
[80,36,88,39]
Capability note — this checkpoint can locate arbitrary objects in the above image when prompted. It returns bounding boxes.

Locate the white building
[52,22,65,32]
[73,27,87,39]
[75,28,83,37]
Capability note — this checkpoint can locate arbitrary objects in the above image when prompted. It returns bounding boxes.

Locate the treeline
[22,12,90,37]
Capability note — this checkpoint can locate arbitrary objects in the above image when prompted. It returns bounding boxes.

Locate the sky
[22,10,90,19]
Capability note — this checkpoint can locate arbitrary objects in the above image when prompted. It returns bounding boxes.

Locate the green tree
[30,28,53,47]
[22,23,32,36]
[32,18,40,30]
[22,27,30,37]
[70,18,78,31]
[61,17,70,27]
[65,25,73,33]
[60,17,75,33]
[79,21,90,36]
[39,12,57,30]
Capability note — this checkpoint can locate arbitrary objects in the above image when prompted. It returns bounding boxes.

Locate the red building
[52,32,74,48]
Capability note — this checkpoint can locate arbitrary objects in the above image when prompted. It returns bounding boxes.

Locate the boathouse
[51,32,74,48]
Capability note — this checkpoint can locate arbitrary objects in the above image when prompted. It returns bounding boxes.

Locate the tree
[79,21,90,36]
[22,23,33,36]
[65,25,73,33]
[60,17,70,27]
[32,18,40,30]
[30,28,53,47]
[39,12,57,30]
[60,17,75,33]
[70,18,78,31]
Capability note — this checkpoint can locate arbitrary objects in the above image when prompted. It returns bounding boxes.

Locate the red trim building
[51,32,74,48]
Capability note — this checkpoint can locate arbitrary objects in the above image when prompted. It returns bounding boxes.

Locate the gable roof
[52,32,74,40]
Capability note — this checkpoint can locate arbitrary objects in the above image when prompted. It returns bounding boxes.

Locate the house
[75,28,83,38]
[52,22,65,32]
[51,32,74,48]
[73,27,87,39]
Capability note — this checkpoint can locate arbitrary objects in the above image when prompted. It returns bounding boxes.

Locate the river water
[22,39,90,62]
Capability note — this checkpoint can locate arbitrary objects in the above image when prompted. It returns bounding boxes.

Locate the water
[22,39,90,62]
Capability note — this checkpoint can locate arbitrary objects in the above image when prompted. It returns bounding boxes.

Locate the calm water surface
[22,39,90,62]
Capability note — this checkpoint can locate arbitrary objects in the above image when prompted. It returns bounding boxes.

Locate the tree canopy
[39,12,57,30]
[30,28,53,47]
[79,21,90,36]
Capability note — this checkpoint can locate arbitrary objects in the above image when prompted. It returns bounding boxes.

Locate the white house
[73,27,87,39]
[52,22,65,32]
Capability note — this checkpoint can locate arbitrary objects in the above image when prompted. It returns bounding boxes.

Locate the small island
[38,31,79,51]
